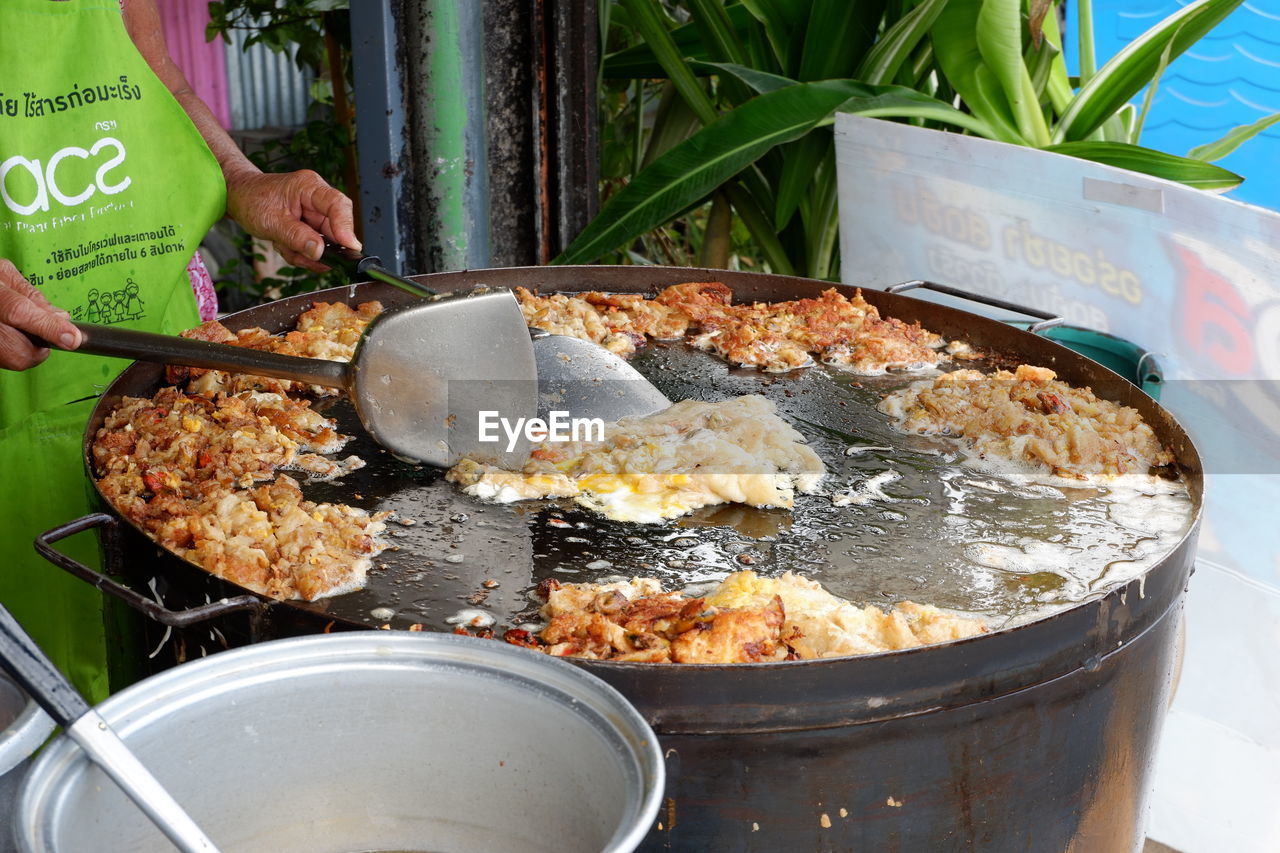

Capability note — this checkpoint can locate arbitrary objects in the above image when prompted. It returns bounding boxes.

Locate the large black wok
[38,266,1202,852]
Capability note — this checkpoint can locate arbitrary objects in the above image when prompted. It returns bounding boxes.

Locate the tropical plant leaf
[621,0,718,124]
[803,148,840,280]
[1116,102,1137,143]
[1025,32,1059,101]
[797,0,886,82]
[603,3,756,78]
[1028,0,1052,48]
[1076,0,1098,83]
[686,0,750,66]
[1188,112,1280,162]
[1043,141,1243,190]
[931,0,1026,143]
[743,12,777,73]
[555,81,847,265]
[774,131,831,229]
[856,0,949,85]
[1131,23,1180,144]
[740,0,810,76]
[689,61,796,94]
[826,85,1001,135]
[832,90,999,136]
[641,82,703,168]
[554,80,992,265]
[683,0,761,109]
[976,0,1051,145]
[1053,0,1247,143]
[1037,1,1075,115]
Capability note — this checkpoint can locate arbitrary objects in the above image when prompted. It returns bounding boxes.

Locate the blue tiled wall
[1066,1,1280,211]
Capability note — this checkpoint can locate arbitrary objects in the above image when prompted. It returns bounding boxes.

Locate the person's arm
[121,0,361,271]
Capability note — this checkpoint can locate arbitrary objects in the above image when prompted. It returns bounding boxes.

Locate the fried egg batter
[447,395,826,523]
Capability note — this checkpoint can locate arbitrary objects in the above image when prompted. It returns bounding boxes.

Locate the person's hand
[225,169,361,273]
[0,259,81,371]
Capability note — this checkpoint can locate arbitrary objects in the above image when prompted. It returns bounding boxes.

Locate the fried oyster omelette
[516,281,947,373]
[879,364,1174,479]
[92,302,389,601]
[447,395,826,523]
[497,571,987,663]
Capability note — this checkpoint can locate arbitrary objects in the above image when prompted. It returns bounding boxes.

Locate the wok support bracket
[886,280,1065,333]
[34,514,267,628]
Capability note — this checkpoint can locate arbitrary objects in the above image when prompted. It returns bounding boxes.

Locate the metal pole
[350,0,411,274]
[350,0,598,271]
[408,0,492,271]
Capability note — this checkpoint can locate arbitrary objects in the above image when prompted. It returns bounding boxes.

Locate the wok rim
[74,265,1203,695]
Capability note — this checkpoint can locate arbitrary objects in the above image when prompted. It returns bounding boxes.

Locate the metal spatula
[321,245,673,424]
[44,294,539,468]
[0,604,220,853]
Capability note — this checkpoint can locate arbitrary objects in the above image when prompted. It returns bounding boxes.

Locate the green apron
[0,0,225,702]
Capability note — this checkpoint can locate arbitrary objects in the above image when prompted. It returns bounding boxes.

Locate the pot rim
[17,632,665,853]
[0,672,55,778]
[69,266,1203,706]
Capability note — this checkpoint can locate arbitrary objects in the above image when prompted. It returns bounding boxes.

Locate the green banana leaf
[1043,141,1244,190]
[1188,112,1280,162]
[553,81,991,265]
[1052,0,1247,143]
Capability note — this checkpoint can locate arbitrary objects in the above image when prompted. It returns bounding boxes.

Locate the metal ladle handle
[0,604,222,853]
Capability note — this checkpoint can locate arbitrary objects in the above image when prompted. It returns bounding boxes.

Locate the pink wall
[155,0,232,129]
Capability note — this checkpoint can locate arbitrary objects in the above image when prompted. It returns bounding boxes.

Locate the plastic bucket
[1011,322,1163,399]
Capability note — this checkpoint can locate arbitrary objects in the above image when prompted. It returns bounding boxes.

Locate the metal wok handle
[34,514,267,628]
[885,280,1065,333]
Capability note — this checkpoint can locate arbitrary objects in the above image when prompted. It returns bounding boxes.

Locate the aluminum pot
[0,672,54,853]
[14,633,664,853]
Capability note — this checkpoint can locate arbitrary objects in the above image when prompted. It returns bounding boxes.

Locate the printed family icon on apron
[82,279,145,323]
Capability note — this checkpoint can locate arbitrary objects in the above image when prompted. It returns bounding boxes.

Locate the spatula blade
[532,333,673,424]
[349,289,539,467]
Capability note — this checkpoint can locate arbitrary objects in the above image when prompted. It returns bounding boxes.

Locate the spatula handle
[67,322,351,389]
[321,241,439,298]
